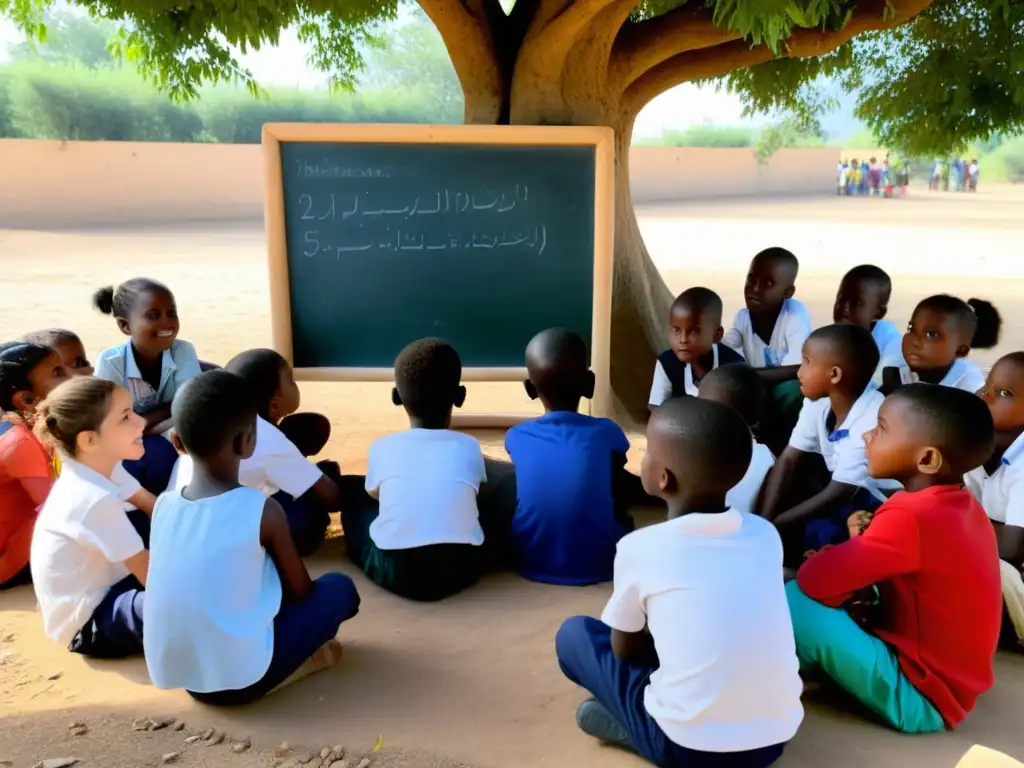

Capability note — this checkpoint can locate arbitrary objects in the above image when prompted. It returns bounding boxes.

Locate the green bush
[636,125,754,148]
[984,136,1024,183]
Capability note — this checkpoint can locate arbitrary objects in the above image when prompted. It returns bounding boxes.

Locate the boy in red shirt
[787,383,1001,732]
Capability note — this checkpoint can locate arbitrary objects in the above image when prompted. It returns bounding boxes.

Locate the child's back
[145,486,281,693]
[507,412,629,585]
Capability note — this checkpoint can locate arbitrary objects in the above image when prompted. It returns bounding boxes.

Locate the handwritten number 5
[304,230,320,257]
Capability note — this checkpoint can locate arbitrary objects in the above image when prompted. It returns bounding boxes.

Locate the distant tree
[7,10,116,69]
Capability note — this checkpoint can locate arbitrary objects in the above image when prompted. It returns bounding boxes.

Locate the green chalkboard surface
[277,141,596,369]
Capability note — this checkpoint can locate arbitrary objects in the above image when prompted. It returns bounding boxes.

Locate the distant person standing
[930,158,943,191]
[837,160,848,196]
[859,159,870,195]
[898,163,910,196]
[868,158,882,195]
[848,159,860,195]
[968,159,979,192]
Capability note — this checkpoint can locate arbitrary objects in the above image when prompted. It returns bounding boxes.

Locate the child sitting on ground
[170,348,348,556]
[0,342,151,591]
[890,294,1001,394]
[555,397,802,768]
[505,328,632,585]
[648,287,744,407]
[343,338,488,602]
[93,278,199,493]
[760,325,900,560]
[788,384,1001,733]
[22,329,94,377]
[832,265,903,390]
[966,352,1024,649]
[722,247,812,453]
[698,363,775,513]
[144,371,360,705]
[30,377,152,658]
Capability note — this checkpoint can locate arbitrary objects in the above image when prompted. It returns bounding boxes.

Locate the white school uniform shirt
[144,487,282,693]
[788,388,901,501]
[722,298,812,369]
[899,357,985,394]
[965,432,1024,527]
[365,428,486,550]
[30,456,147,646]
[870,320,904,387]
[170,416,323,499]
[602,511,803,752]
[94,339,203,415]
[726,441,775,513]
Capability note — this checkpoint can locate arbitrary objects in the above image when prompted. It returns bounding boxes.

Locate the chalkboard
[263,125,613,376]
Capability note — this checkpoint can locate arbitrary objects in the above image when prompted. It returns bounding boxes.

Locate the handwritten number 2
[304,230,320,257]
[300,194,315,220]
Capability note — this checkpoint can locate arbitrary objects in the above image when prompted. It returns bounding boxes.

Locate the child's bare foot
[269,639,343,696]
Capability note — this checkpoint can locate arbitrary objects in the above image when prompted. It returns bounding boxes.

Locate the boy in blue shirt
[506,328,633,585]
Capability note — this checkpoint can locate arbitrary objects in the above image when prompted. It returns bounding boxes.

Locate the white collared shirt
[649,345,724,406]
[602,510,803,752]
[788,388,901,500]
[727,441,775,513]
[871,320,904,387]
[722,298,811,368]
[965,432,1024,527]
[170,417,323,500]
[30,456,146,645]
[899,357,985,395]
[94,339,203,414]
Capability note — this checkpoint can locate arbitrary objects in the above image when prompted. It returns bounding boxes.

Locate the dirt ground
[2,186,1024,768]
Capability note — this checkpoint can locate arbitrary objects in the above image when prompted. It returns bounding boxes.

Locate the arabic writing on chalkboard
[300,224,547,257]
[296,185,530,221]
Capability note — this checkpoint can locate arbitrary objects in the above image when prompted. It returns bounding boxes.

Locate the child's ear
[523,380,538,400]
[582,370,596,399]
[115,316,132,337]
[713,326,724,343]
[784,284,796,300]
[453,385,467,409]
[171,433,186,454]
[391,387,403,406]
[954,343,971,359]
[829,365,843,385]
[917,445,944,475]
[660,467,677,495]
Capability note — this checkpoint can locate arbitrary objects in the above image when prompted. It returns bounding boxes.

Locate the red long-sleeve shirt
[797,484,1001,728]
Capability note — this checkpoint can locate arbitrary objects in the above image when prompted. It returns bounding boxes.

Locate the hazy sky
[0,14,762,138]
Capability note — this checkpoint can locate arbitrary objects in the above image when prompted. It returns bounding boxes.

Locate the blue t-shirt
[505,411,631,586]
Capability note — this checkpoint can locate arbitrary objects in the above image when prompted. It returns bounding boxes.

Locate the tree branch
[610,5,742,91]
[417,0,504,123]
[623,0,935,115]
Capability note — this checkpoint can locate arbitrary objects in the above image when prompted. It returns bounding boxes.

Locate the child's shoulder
[782,298,811,318]
[373,427,480,453]
[715,343,746,365]
[169,338,198,356]
[96,340,130,364]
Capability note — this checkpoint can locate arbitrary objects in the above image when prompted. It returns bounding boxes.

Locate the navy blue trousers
[188,573,360,706]
[556,616,786,768]
[68,509,151,658]
[121,434,178,495]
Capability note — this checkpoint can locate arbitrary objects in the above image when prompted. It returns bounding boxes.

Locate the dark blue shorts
[556,616,787,768]
[121,434,178,495]
[188,573,360,705]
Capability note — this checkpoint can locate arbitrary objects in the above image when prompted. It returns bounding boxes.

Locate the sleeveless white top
[143,486,282,693]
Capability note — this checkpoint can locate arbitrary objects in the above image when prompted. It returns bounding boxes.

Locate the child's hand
[802,544,833,561]
[847,510,874,538]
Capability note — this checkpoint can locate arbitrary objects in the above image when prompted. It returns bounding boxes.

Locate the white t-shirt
[602,511,803,752]
[30,456,147,646]
[170,417,322,499]
[965,432,1024,527]
[788,389,900,501]
[722,299,811,369]
[726,442,775,514]
[366,428,486,550]
[145,487,282,693]
[899,357,985,394]
[871,320,904,387]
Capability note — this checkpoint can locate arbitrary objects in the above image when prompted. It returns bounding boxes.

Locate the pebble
[150,717,176,731]
[184,735,202,744]
[68,722,87,737]
[328,762,347,768]
[45,670,64,681]
[32,760,79,768]
[275,741,292,757]
[296,751,315,764]
[321,747,332,760]
[232,739,251,754]
[206,730,225,746]
[132,717,151,731]
[172,721,186,732]
[358,759,371,768]
[162,752,182,764]
[276,762,297,768]
[1,760,13,767]
[331,745,345,759]
[200,727,215,740]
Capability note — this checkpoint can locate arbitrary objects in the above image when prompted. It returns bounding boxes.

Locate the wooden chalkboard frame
[262,123,615,422]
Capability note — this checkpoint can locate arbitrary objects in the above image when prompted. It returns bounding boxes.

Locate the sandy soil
[2,186,1024,768]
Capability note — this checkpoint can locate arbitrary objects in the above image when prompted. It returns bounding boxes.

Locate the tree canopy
[2,0,1021,152]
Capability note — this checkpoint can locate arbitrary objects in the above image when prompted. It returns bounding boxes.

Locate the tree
[7,9,117,68]
[3,0,1022,419]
